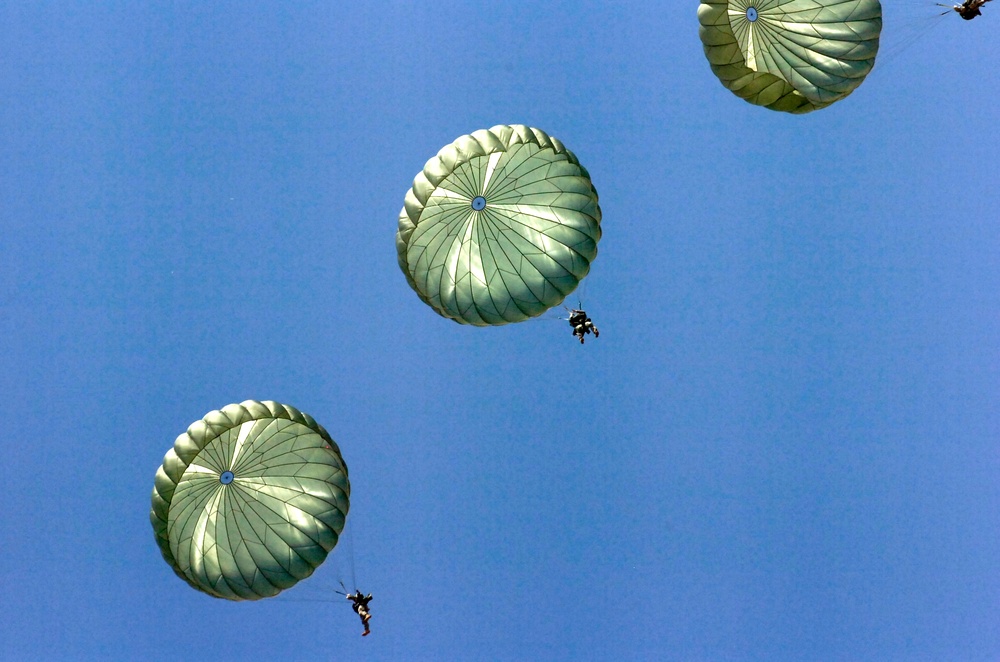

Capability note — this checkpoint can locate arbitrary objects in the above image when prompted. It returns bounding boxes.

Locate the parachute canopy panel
[396,124,602,326]
[698,0,882,114]
[150,400,350,601]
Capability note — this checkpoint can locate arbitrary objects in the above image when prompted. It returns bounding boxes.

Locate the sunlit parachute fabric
[397,124,602,326]
[150,400,350,600]
[698,0,882,114]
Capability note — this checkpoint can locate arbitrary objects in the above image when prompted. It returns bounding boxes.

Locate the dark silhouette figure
[568,309,599,345]
[951,0,991,19]
[346,591,373,636]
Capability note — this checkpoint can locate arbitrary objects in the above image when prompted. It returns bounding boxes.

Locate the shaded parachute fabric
[698,0,882,114]
[150,400,349,601]
[396,124,601,326]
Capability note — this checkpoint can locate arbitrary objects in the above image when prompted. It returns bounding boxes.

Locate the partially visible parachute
[150,400,350,601]
[698,0,883,114]
[396,124,601,326]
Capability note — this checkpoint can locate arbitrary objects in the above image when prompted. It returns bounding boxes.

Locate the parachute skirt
[150,400,350,600]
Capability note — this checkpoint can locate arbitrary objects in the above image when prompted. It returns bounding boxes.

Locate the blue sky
[2,2,998,660]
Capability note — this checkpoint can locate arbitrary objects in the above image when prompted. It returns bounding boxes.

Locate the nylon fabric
[397,124,601,325]
[698,0,882,114]
[150,400,350,601]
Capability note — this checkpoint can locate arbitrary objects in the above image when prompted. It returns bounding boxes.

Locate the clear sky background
[2,2,998,660]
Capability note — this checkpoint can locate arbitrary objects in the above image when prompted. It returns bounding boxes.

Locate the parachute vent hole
[472,196,487,211]
[220,471,235,485]
[746,7,758,22]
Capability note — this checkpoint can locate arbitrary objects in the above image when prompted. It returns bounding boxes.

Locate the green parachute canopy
[698,0,882,114]
[150,400,349,601]
[397,124,602,326]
